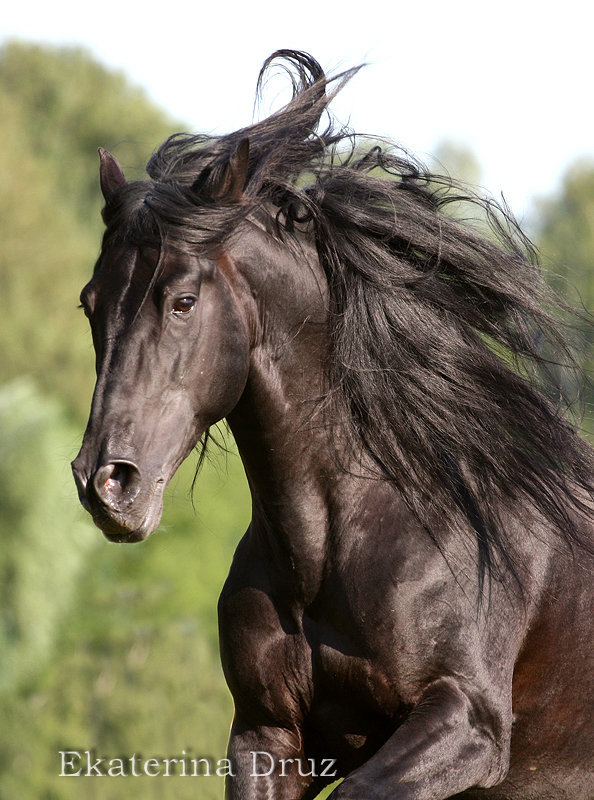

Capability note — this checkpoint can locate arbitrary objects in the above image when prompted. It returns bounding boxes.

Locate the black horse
[72,51,594,799]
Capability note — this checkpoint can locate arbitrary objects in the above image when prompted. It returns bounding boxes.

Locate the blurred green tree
[535,160,594,424]
[0,42,251,799]
[0,41,180,421]
[432,139,483,186]
[0,40,179,218]
[0,379,96,691]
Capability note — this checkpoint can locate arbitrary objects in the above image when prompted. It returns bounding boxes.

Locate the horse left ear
[213,138,250,202]
[98,148,127,200]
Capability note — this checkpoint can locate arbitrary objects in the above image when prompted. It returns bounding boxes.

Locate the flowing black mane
[102,50,593,590]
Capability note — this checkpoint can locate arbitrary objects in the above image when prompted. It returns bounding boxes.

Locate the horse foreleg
[331,676,510,800]
[226,716,322,800]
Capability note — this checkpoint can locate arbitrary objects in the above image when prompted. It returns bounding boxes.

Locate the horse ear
[98,148,127,200]
[212,138,250,202]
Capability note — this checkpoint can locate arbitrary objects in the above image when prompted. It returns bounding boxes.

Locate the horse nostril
[92,461,141,506]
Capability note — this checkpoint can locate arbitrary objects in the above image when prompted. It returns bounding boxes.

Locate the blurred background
[0,3,592,797]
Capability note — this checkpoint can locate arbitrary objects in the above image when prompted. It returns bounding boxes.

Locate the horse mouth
[87,482,166,544]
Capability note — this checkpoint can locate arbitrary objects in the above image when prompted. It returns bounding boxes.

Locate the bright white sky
[2,0,593,219]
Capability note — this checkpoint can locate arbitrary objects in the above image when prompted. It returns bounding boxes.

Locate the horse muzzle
[71,456,165,542]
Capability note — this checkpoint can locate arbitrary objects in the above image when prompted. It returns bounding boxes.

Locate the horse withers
[72,51,594,799]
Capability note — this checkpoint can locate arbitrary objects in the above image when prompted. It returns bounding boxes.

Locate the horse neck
[225,223,340,590]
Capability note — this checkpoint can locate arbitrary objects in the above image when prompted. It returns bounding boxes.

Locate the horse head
[72,147,255,542]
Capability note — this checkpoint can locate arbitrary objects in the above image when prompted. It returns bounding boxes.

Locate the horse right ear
[211,138,250,202]
[99,148,127,200]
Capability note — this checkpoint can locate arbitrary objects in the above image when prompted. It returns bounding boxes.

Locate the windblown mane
[107,50,594,591]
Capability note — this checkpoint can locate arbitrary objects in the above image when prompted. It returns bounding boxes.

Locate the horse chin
[102,527,150,544]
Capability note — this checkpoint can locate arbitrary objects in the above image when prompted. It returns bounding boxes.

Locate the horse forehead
[100,242,194,289]
[96,244,153,300]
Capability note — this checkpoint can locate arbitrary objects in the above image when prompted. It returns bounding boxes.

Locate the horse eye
[172,296,196,315]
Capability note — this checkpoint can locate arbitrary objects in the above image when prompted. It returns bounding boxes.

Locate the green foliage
[0,448,249,800]
[535,161,594,430]
[0,379,96,691]
[0,41,251,798]
[0,41,178,218]
[0,89,96,417]
[0,41,180,421]
[432,139,483,186]
[536,160,594,310]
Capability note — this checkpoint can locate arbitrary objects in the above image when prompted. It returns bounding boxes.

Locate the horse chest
[219,576,406,735]
[296,614,408,764]
[304,616,400,708]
